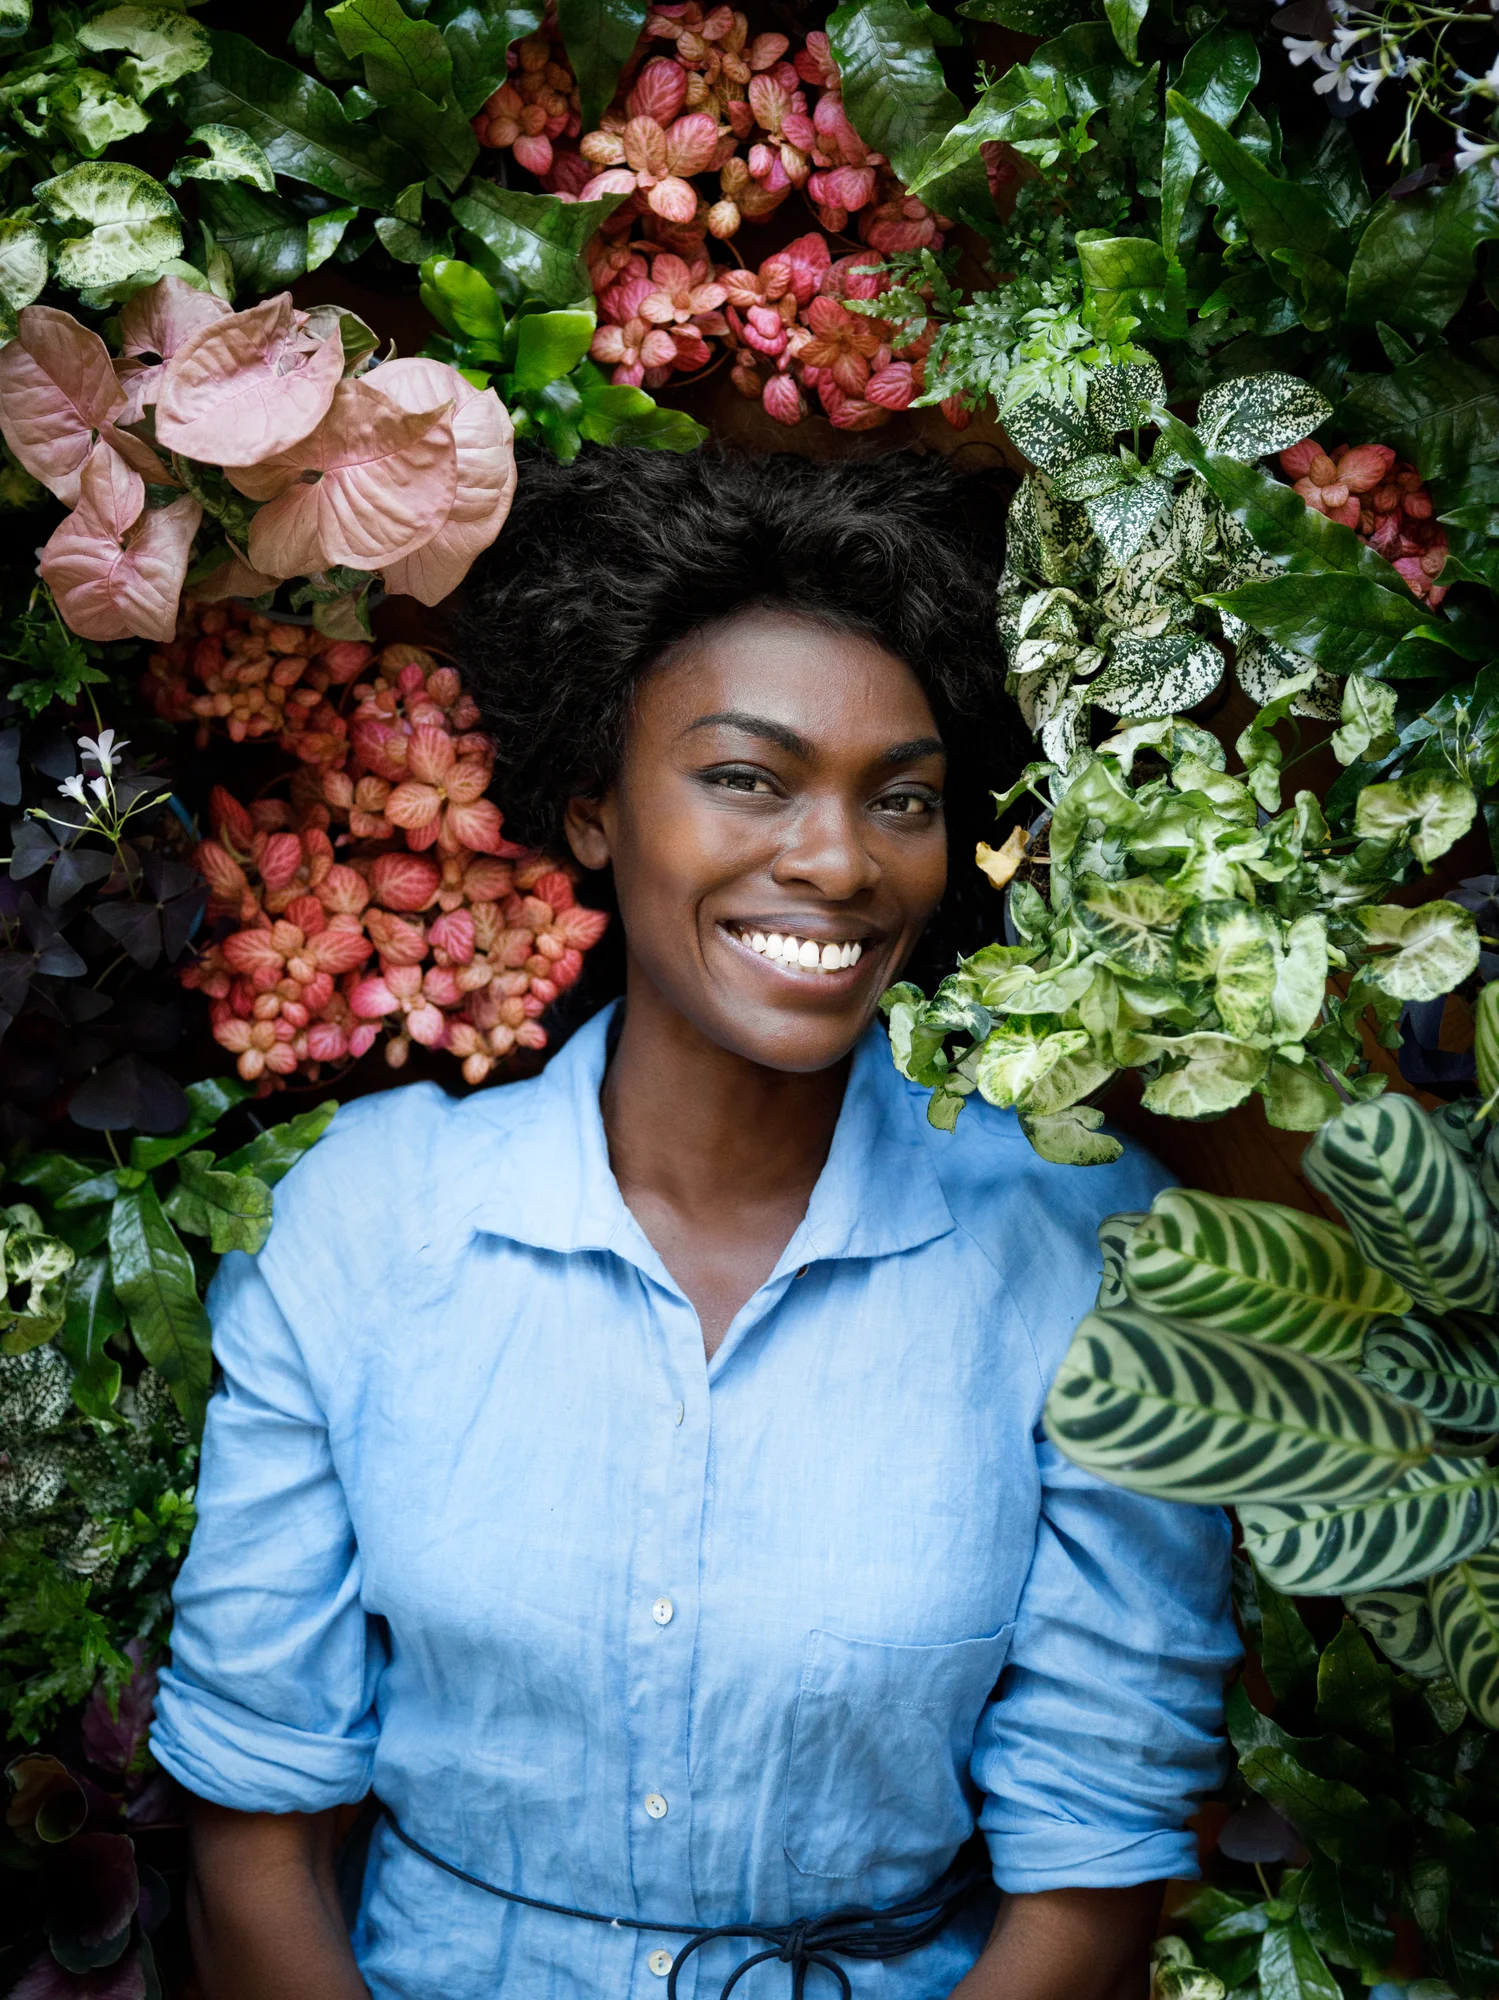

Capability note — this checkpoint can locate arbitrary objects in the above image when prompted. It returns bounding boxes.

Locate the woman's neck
[599,971,851,1354]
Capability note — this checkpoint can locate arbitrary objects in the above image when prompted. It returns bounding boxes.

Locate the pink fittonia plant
[1279,437,1449,605]
[0,279,517,645]
[173,626,607,1086]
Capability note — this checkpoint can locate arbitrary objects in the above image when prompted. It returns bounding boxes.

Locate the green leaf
[1363,1310,1499,1432]
[107,1184,212,1436]
[1253,1570,1318,1697]
[0,217,48,313]
[1242,1456,1499,1595]
[56,1253,123,1422]
[827,0,973,196]
[1102,0,1145,63]
[51,68,152,155]
[306,203,358,271]
[1260,1057,1342,1133]
[1258,1918,1343,1999]
[128,1076,255,1173]
[556,0,647,133]
[451,182,623,307]
[1335,347,1499,483]
[1175,899,1278,1036]
[1353,772,1478,865]
[1330,677,1397,768]
[1346,171,1499,339]
[327,0,453,103]
[197,180,307,291]
[1193,373,1332,465]
[511,308,595,391]
[576,377,705,451]
[1428,1549,1499,1728]
[1477,983,1499,1107]
[1122,1188,1409,1360]
[75,5,210,99]
[0,0,30,36]
[1357,900,1480,1004]
[34,162,183,292]
[1138,1032,1269,1118]
[180,28,420,206]
[168,123,278,191]
[1206,573,1426,678]
[1304,1095,1499,1318]
[430,0,543,117]
[420,253,505,341]
[1344,1586,1446,1678]
[217,1101,337,1186]
[173,1153,274,1255]
[1073,875,1188,978]
[1239,1750,1376,1863]
[1160,26,1259,256]
[1044,1305,1432,1506]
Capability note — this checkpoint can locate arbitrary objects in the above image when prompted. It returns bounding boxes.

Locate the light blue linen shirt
[151,1005,1238,2000]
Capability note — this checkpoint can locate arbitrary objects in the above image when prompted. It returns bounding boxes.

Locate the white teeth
[751,932,766,952]
[730,926,867,971]
[820,943,841,970]
[839,943,853,968]
[765,932,783,958]
[850,942,862,964]
[797,939,820,968]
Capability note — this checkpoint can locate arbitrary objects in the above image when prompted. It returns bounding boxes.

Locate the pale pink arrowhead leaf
[184,542,282,604]
[42,444,202,643]
[373,359,516,606]
[154,292,344,467]
[114,275,232,417]
[0,304,126,506]
[235,376,457,578]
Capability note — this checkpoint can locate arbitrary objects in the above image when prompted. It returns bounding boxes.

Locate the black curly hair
[458,442,1024,1009]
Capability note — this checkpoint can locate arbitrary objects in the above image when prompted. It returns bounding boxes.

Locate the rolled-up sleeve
[973,1440,1238,1894]
[150,1247,384,1814]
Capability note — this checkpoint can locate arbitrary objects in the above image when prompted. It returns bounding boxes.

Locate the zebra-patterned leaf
[1362,1311,1499,1431]
[1303,1095,1499,1317]
[1345,1586,1447,1677]
[1097,1211,1147,1308]
[1477,981,1499,1106]
[1240,1455,1499,1593]
[1123,1188,1410,1360]
[1429,1550,1499,1727]
[1044,1306,1432,1505]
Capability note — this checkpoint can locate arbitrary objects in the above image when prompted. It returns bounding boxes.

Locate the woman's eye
[875,790,939,817]
[709,769,778,795]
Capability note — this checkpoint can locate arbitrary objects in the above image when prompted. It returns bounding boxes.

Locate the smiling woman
[151,446,1240,2000]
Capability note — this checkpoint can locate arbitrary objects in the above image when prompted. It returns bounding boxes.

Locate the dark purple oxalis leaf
[10,1947,147,2000]
[69,1054,190,1135]
[45,1832,139,1970]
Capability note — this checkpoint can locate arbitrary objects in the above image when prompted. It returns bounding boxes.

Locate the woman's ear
[563,794,611,871]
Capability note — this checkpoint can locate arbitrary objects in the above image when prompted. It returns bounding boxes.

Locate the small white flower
[1283,35,1329,65]
[1455,129,1499,170]
[78,727,126,776]
[57,774,88,804]
[89,775,108,802]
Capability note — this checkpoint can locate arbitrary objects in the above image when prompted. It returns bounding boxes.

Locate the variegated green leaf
[1087,632,1225,718]
[1345,1586,1447,1677]
[1476,981,1498,1107]
[1240,1454,1499,1592]
[1330,676,1398,767]
[1195,372,1333,461]
[1137,1031,1268,1117]
[1084,478,1175,564]
[1044,1305,1432,1505]
[1304,1095,1499,1316]
[1074,874,1189,978]
[973,1025,1092,1109]
[1174,900,1277,1039]
[1097,1211,1147,1307]
[1429,1550,1499,1727]
[1357,900,1479,1003]
[1122,1188,1410,1359]
[1363,1311,1499,1430]
[1354,772,1477,865]
[1020,1103,1124,1165]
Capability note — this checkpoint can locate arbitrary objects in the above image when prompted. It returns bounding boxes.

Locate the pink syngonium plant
[0,278,517,645]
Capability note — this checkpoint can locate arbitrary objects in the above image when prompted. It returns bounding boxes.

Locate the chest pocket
[783,1623,1015,1881]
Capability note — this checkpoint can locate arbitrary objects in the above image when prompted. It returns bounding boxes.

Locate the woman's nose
[770,795,880,901]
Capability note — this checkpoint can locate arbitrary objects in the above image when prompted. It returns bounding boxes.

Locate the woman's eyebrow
[685,710,813,757]
[879,736,946,765]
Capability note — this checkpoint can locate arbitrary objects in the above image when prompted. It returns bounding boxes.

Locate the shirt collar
[459,1003,954,1274]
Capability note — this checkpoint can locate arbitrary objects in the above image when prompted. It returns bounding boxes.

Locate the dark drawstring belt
[383,1810,990,1998]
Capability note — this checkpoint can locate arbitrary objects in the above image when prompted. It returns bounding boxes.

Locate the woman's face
[565,609,948,1074]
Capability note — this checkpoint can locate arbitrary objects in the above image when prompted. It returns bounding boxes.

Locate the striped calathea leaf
[1362,1311,1499,1430]
[1239,1455,1499,1593]
[1344,1586,1448,1677]
[1428,1550,1499,1727]
[1043,1304,1432,1505]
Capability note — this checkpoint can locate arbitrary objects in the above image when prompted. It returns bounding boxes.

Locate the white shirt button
[648,1949,674,1977]
[672,1400,684,1426]
[644,1791,668,1819]
[652,1597,674,1626]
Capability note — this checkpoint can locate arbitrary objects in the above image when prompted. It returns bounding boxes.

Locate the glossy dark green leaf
[376,90,478,193]
[1294,1855,1394,1977]
[1346,170,1499,338]
[173,1153,274,1255]
[1102,0,1145,62]
[198,180,307,290]
[217,1101,338,1187]
[180,29,420,206]
[431,0,543,116]
[828,0,978,207]
[556,0,647,132]
[107,1184,212,1436]
[1258,1918,1341,2000]
[1207,572,1425,677]
[9,1153,110,1203]
[129,1075,256,1173]
[1238,1747,1372,1861]
[1166,91,1347,294]
[328,0,452,103]
[1160,26,1258,254]
[1254,1566,1318,1697]
[510,308,594,391]
[57,1252,123,1421]
[1335,347,1499,483]
[1313,1619,1396,1746]
[451,182,624,306]
[956,0,1090,29]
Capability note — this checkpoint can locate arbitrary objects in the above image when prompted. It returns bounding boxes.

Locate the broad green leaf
[1270,916,1330,1042]
[973,1025,1093,1109]
[35,162,183,291]
[511,308,595,392]
[1346,171,1499,339]
[197,180,307,290]
[174,1153,274,1255]
[168,123,277,191]
[0,217,47,312]
[128,1076,255,1173]
[430,0,543,116]
[51,68,151,155]
[1330,677,1397,767]
[1364,1311,1499,1432]
[1174,899,1276,1036]
[1478,983,1499,1107]
[1122,1187,1409,1359]
[57,1252,123,1421]
[1252,1570,1318,1696]
[1304,1095,1499,1317]
[11,1155,111,1203]
[1428,1550,1499,1728]
[217,1101,337,1186]
[1101,0,1145,62]
[180,28,420,206]
[1242,1456,1499,1594]
[1138,1032,1268,1118]
[557,0,647,132]
[1335,347,1499,483]
[0,0,29,35]
[1044,1305,1432,1506]
[419,253,505,341]
[828,0,974,198]
[1233,666,1318,812]
[1021,1104,1124,1166]
[1160,26,1258,255]
[76,5,210,98]
[1357,900,1479,1004]
[1073,874,1188,978]
[1315,1619,1396,1744]
[1260,1057,1342,1132]
[576,379,706,451]
[107,1184,212,1436]
[1353,772,1478,865]
[1193,372,1331,464]
[1166,90,1346,281]
[1258,1917,1343,1998]
[1095,1211,1146,1307]
[1344,1586,1446,1677]
[452,182,624,307]
[1207,572,1426,678]
[328,0,453,103]
[1238,1751,1376,1864]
